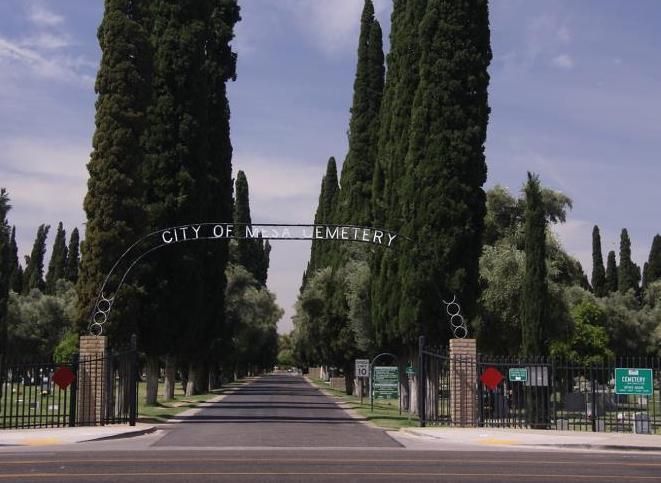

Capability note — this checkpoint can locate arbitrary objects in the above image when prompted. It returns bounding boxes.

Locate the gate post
[418,336,426,427]
[77,335,108,425]
[449,338,477,427]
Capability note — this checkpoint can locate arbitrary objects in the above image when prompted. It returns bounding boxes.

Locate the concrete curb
[83,425,158,443]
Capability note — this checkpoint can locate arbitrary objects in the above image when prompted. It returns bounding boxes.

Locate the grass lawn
[138,379,246,423]
[307,377,419,430]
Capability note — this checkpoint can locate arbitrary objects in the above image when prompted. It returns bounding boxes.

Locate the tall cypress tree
[370,0,427,348]
[65,228,80,283]
[617,228,640,294]
[387,0,492,346]
[24,224,50,293]
[306,157,340,282]
[76,0,151,337]
[521,173,548,356]
[141,0,240,395]
[8,226,22,294]
[45,222,67,294]
[591,225,606,297]
[233,170,264,283]
[642,234,661,289]
[0,189,11,359]
[605,250,618,293]
[337,0,384,226]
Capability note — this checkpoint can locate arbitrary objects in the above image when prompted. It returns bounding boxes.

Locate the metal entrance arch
[88,223,408,336]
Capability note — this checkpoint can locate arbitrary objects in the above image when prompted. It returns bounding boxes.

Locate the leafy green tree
[617,228,640,294]
[46,222,68,294]
[24,225,50,294]
[65,228,80,283]
[643,234,661,289]
[6,280,77,361]
[521,173,548,356]
[591,225,607,297]
[225,264,281,376]
[605,250,618,293]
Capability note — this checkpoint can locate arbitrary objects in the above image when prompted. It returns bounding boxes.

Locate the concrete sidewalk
[402,426,661,452]
[0,423,156,447]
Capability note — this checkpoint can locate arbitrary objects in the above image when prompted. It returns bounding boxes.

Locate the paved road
[1,448,660,482]
[154,374,400,448]
[1,374,660,481]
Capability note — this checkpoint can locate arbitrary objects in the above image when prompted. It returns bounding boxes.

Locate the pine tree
[76,0,151,337]
[521,173,548,356]
[382,0,492,347]
[8,226,22,293]
[591,225,606,297]
[0,189,11,358]
[617,228,640,294]
[605,250,618,293]
[65,228,80,283]
[45,222,67,294]
[642,234,661,289]
[24,224,50,293]
[337,0,384,226]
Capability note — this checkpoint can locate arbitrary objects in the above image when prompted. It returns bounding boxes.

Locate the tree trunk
[145,354,159,405]
[163,354,176,401]
[344,363,354,395]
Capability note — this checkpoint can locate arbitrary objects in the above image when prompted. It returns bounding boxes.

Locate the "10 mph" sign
[355,359,369,378]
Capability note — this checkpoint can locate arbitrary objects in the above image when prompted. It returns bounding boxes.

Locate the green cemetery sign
[615,368,653,395]
[508,367,528,382]
[372,366,399,400]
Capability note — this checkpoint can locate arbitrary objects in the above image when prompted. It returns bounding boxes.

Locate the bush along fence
[0,335,137,429]
[418,337,660,434]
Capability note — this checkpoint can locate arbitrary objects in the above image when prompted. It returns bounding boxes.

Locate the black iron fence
[0,349,137,429]
[419,345,660,434]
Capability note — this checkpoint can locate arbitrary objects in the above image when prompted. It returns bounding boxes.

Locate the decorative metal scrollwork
[443,295,468,339]
[90,294,114,336]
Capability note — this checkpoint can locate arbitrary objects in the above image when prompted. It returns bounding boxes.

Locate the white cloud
[552,53,574,69]
[21,32,70,50]
[28,4,64,27]
[0,36,94,87]
[273,0,389,57]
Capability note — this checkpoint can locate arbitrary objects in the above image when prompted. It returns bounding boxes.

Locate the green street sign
[508,367,528,382]
[372,366,399,400]
[405,366,415,376]
[615,368,653,395]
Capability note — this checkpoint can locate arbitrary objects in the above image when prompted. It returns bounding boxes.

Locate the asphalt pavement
[1,374,660,482]
[154,373,400,448]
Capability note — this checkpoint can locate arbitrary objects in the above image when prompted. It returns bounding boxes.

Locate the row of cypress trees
[295,0,492,371]
[77,0,242,396]
[591,227,661,297]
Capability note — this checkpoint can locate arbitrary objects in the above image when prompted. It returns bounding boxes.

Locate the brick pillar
[449,338,477,427]
[78,336,108,426]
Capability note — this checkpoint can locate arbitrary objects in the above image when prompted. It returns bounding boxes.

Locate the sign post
[615,368,653,395]
[406,362,415,420]
[355,359,369,405]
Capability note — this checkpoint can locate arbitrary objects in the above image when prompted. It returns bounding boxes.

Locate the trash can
[633,413,650,434]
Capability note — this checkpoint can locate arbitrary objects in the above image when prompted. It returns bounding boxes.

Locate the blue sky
[1,1,659,333]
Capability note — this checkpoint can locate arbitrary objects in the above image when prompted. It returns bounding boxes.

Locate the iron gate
[419,344,661,433]
[0,349,137,429]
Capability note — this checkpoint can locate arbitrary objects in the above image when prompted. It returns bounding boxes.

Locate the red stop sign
[52,366,75,390]
[480,367,504,391]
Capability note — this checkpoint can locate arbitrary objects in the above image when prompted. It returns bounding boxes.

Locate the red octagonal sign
[52,366,75,390]
[480,367,504,391]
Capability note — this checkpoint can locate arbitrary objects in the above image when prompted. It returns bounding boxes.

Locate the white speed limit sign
[355,359,369,378]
